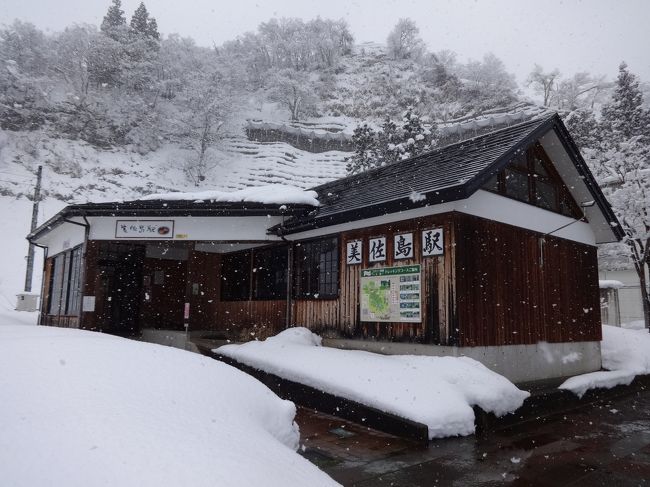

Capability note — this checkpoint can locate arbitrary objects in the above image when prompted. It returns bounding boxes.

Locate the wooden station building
[28,114,623,382]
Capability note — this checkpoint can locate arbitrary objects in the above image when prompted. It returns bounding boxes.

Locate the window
[220,251,251,301]
[293,237,339,299]
[66,247,83,314]
[483,142,582,219]
[253,246,288,300]
[47,246,83,316]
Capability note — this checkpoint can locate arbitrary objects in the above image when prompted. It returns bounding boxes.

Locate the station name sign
[115,220,175,239]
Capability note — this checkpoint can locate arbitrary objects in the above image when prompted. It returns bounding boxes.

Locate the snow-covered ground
[559,324,650,397]
[217,328,529,439]
[0,320,338,487]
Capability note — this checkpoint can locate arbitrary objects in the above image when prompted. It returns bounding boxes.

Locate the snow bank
[559,325,650,398]
[217,327,529,439]
[601,324,650,374]
[558,370,635,398]
[139,184,320,206]
[0,324,337,487]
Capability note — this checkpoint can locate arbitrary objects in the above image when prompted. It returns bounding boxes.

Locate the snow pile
[217,327,529,439]
[0,324,337,487]
[559,325,650,398]
[139,184,320,206]
[601,324,650,374]
[598,279,624,289]
[558,370,635,399]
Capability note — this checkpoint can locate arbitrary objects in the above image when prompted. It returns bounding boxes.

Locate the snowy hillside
[0,128,349,204]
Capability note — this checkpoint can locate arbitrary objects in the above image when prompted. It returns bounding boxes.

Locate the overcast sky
[2,0,649,84]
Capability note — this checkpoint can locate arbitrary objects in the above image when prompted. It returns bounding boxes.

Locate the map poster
[360,265,421,323]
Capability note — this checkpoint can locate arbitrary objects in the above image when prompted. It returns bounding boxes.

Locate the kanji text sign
[422,228,444,256]
[115,220,175,239]
[346,240,362,264]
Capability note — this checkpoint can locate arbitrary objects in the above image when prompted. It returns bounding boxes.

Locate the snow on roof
[599,279,624,289]
[217,327,529,439]
[139,184,320,206]
[0,324,337,486]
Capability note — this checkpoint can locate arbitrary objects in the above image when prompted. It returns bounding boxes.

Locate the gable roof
[275,113,624,242]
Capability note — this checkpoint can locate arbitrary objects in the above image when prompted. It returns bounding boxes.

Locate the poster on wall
[360,265,421,323]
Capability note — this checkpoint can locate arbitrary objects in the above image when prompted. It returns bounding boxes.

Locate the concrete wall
[323,338,602,384]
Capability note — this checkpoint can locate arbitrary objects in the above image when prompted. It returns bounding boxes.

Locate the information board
[360,265,421,323]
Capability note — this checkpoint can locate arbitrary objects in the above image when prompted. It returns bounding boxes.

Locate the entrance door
[97,242,145,336]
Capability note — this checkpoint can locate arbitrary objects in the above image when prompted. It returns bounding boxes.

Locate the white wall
[87,215,285,242]
[36,220,85,257]
[288,190,597,246]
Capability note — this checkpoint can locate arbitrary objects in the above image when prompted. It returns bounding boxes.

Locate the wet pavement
[297,386,650,486]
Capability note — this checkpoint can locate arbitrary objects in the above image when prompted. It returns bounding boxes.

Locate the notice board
[360,265,421,323]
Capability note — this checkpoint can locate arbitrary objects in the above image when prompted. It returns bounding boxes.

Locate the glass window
[483,143,582,219]
[483,173,500,193]
[504,169,530,202]
[48,254,65,315]
[293,237,339,299]
[65,247,83,315]
[253,246,288,300]
[220,251,251,301]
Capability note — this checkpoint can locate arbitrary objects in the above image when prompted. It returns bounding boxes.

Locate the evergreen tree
[601,62,650,143]
[130,3,150,37]
[399,108,432,158]
[146,17,160,40]
[564,109,600,151]
[100,0,126,37]
[594,62,650,330]
[375,117,399,165]
[346,124,377,175]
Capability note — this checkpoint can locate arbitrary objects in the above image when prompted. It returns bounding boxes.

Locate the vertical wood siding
[292,214,457,344]
[454,214,601,346]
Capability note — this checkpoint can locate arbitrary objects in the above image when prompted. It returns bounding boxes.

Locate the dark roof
[29,112,623,244]
[275,114,623,240]
[27,199,312,241]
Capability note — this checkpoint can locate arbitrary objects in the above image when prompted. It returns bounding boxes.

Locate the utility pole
[24,165,42,293]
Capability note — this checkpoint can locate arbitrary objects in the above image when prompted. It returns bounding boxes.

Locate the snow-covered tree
[601,62,650,141]
[552,72,609,111]
[101,0,127,39]
[130,2,159,40]
[346,124,377,175]
[386,18,425,61]
[346,108,435,174]
[458,53,518,110]
[266,68,319,121]
[595,63,650,330]
[526,64,560,107]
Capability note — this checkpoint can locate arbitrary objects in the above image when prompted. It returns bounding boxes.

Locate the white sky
[1,0,649,84]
